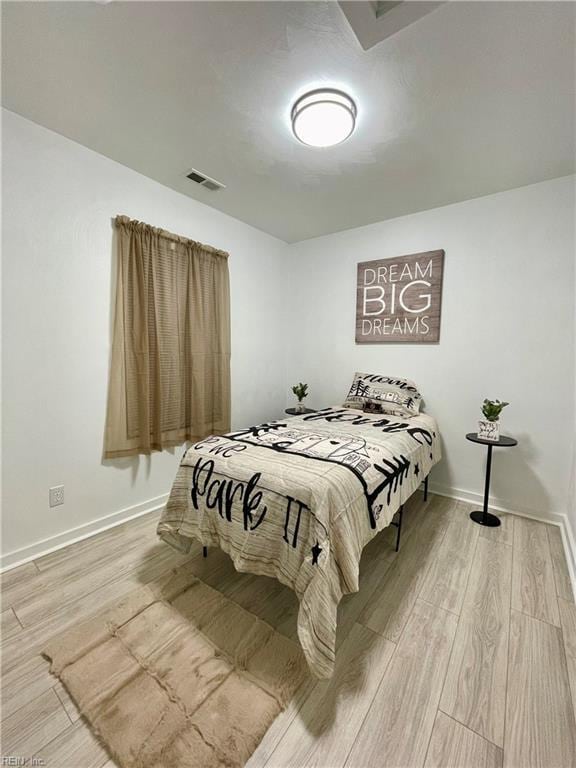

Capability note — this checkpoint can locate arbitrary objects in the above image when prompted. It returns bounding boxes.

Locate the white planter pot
[478,419,500,442]
[294,402,306,413]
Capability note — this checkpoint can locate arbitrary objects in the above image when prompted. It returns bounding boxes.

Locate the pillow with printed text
[343,372,422,418]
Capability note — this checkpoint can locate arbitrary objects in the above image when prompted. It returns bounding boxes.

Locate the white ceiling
[3,1,575,242]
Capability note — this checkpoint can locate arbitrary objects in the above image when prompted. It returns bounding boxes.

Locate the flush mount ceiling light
[291,89,357,147]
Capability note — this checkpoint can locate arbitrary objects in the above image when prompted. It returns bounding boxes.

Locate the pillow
[343,372,422,418]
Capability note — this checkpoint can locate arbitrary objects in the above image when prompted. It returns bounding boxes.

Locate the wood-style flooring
[1,494,575,767]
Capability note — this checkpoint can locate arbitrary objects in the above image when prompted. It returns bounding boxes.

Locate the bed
[158,384,441,679]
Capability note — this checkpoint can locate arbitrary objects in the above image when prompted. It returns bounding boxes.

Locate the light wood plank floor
[1,494,575,768]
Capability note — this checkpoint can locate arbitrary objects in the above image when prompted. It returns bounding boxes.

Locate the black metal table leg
[203,546,208,558]
[423,475,429,502]
[466,432,517,527]
[470,443,501,527]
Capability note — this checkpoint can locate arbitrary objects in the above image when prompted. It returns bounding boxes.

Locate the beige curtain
[104,216,230,458]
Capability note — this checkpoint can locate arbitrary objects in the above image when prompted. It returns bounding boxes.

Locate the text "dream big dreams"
[360,258,434,337]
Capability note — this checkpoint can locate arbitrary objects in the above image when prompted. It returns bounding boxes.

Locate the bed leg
[202,546,208,558]
[424,475,429,502]
[395,505,404,552]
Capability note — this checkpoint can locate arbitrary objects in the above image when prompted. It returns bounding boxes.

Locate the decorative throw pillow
[343,372,422,418]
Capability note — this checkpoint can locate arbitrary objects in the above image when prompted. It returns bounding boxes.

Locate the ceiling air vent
[186,168,226,191]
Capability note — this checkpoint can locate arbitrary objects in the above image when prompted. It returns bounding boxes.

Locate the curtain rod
[114,215,229,258]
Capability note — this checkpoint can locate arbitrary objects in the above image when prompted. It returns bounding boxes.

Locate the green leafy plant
[481,399,509,422]
[292,382,309,403]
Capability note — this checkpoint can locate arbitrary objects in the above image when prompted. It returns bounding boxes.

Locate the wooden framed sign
[356,249,444,344]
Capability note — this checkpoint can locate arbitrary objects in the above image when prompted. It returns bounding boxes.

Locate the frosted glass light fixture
[291,89,357,147]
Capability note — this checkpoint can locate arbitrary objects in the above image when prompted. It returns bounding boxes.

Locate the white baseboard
[3,483,575,603]
[0,493,169,572]
[429,481,564,525]
[430,481,576,601]
[558,513,576,602]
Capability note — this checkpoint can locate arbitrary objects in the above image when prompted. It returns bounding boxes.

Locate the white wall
[2,109,288,562]
[286,177,575,523]
[569,207,576,546]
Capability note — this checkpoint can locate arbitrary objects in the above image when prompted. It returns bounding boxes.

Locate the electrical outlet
[49,485,64,507]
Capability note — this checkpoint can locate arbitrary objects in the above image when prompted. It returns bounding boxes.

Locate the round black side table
[285,407,316,415]
[466,432,518,527]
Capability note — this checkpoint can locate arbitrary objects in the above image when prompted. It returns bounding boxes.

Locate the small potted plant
[478,399,509,441]
[292,382,309,413]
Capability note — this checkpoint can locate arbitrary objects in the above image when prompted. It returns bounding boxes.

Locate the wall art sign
[356,249,444,344]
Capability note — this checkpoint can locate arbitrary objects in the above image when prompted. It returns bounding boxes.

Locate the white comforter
[158,406,441,678]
